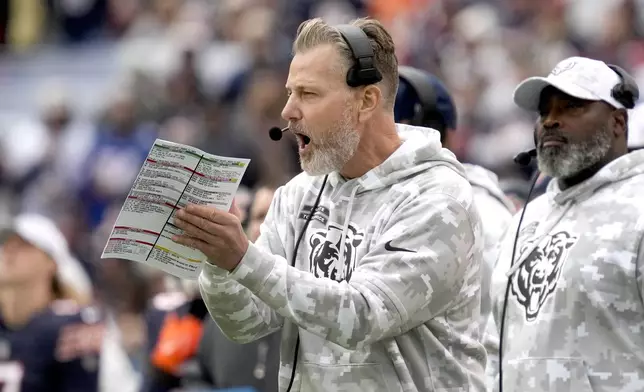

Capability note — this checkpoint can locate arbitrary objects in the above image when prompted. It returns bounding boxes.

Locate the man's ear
[357,85,382,123]
[613,108,627,138]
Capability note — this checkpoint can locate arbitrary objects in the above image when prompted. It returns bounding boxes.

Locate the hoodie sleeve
[215,190,479,350]
[476,197,513,337]
[198,188,289,344]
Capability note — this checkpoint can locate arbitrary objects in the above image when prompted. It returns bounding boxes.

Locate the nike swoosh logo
[384,240,416,253]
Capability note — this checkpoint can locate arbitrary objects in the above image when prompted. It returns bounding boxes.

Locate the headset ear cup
[607,64,639,109]
[613,84,635,109]
[336,24,382,87]
[346,67,359,87]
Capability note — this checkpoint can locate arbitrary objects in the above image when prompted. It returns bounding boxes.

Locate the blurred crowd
[2,0,644,391]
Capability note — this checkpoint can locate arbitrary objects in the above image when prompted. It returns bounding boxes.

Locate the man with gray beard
[535,104,614,180]
[171,17,487,392]
[484,56,644,392]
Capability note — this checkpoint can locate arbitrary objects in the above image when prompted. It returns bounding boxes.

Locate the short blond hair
[293,17,399,109]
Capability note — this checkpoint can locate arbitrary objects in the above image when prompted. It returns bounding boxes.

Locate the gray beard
[297,103,360,176]
[300,125,360,176]
[537,124,612,179]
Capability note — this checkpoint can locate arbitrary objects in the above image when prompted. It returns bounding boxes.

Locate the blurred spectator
[0,214,101,391]
[76,87,157,230]
[0,80,93,203]
[246,185,280,243]
[140,277,210,392]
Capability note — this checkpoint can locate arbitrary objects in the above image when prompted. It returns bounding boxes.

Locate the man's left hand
[172,203,249,272]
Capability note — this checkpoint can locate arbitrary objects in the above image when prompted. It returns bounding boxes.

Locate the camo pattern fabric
[199,124,487,392]
[484,150,644,392]
[462,163,515,336]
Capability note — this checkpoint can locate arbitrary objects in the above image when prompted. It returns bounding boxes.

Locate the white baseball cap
[0,214,92,300]
[514,56,626,112]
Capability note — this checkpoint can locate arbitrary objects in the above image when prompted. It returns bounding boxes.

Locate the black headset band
[335,24,383,87]
[398,65,448,133]
[399,66,437,115]
[607,64,640,109]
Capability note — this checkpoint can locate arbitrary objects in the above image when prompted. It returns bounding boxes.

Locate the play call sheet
[101,139,250,279]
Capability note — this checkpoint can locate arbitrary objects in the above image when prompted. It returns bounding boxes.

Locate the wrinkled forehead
[287,44,347,88]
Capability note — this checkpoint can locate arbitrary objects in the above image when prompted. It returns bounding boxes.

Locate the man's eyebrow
[538,94,592,110]
[286,84,314,90]
[286,85,323,96]
[567,95,591,103]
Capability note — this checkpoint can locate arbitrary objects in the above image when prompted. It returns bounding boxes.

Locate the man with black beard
[484,56,644,392]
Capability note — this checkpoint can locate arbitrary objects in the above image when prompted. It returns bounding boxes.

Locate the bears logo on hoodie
[308,223,364,282]
[511,230,578,322]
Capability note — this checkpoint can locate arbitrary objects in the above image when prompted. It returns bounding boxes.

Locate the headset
[397,65,447,133]
[499,64,640,392]
[608,64,640,110]
[284,24,382,392]
[336,24,383,87]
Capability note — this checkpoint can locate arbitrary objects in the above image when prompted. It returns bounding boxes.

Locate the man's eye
[565,100,584,109]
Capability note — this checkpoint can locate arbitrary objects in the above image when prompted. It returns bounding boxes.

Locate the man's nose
[541,110,562,130]
[281,95,302,123]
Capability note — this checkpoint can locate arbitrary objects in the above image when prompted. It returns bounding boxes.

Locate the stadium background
[1,0,644,390]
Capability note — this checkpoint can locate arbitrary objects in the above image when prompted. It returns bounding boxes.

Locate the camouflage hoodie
[485,150,644,392]
[462,163,515,336]
[199,124,487,392]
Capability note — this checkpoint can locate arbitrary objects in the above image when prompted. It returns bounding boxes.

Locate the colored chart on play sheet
[101,139,250,280]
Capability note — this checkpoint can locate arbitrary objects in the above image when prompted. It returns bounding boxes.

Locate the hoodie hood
[328,123,466,194]
[463,163,516,212]
[547,150,644,205]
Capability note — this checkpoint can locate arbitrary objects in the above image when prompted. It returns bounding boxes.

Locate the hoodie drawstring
[335,185,360,281]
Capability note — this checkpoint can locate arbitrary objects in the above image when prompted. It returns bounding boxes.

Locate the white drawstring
[335,185,359,281]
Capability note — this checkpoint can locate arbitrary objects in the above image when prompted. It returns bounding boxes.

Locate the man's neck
[340,118,401,179]
[0,283,52,328]
[558,148,627,190]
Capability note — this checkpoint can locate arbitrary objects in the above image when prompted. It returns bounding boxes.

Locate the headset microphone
[513,149,537,167]
[269,126,288,141]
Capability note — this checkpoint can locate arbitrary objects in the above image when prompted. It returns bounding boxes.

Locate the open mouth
[295,133,311,151]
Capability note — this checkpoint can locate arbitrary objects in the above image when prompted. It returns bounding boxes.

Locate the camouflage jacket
[199,125,487,392]
[463,163,515,336]
[485,150,644,391]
